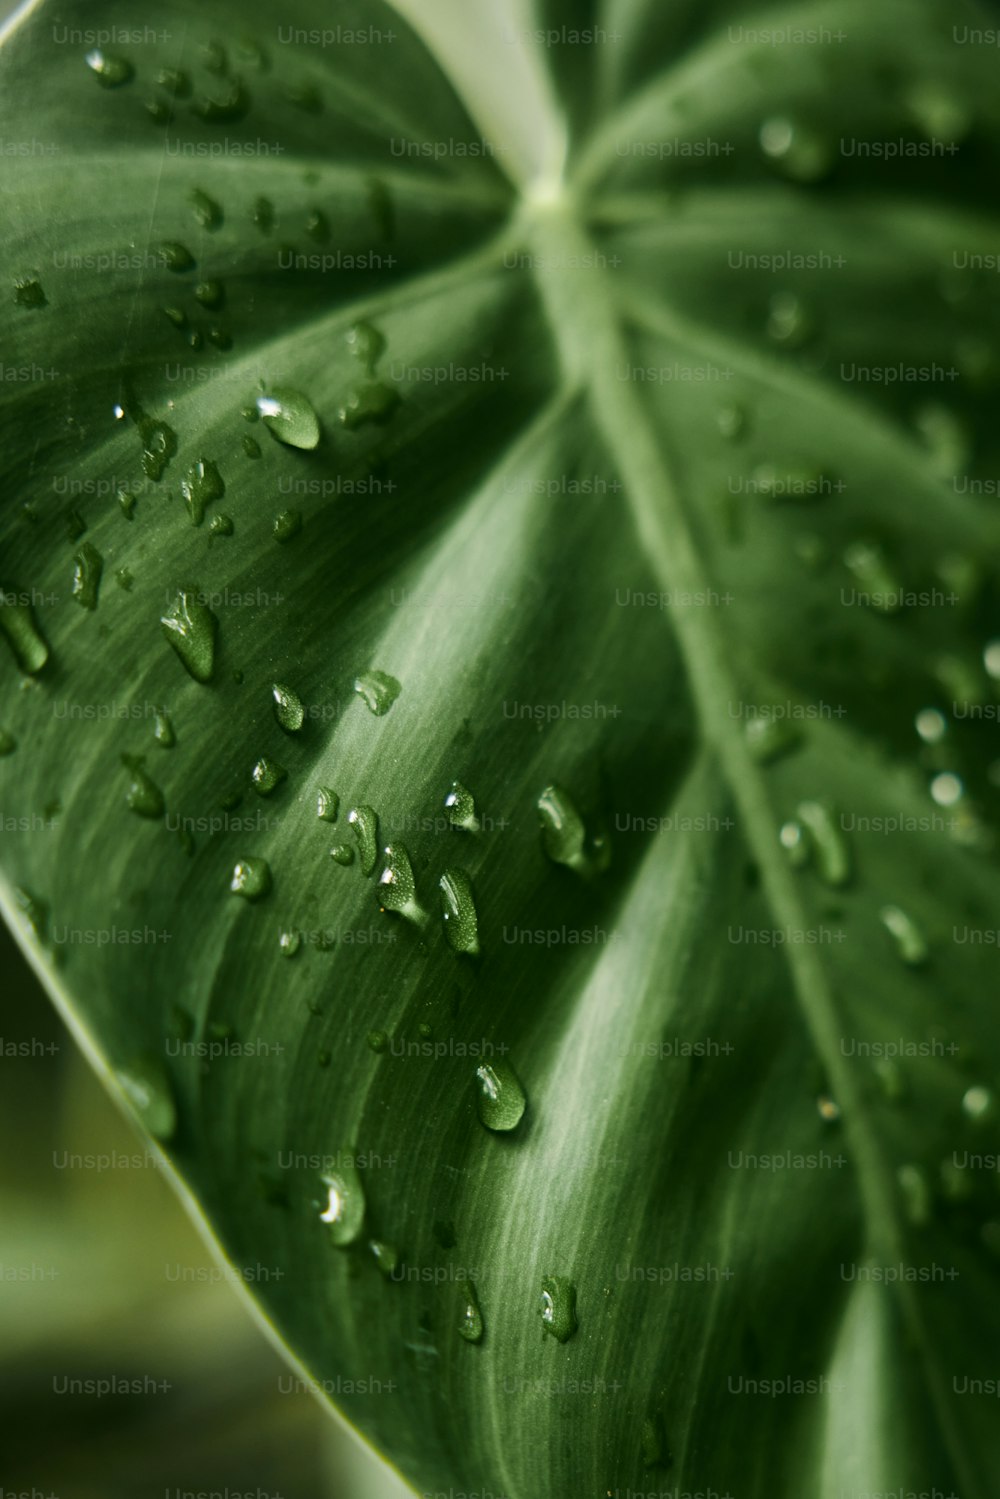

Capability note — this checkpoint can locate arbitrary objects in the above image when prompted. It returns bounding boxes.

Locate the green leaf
[3,1,1000,1496]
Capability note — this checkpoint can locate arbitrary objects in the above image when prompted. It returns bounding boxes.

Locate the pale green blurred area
[0,922,413,1499]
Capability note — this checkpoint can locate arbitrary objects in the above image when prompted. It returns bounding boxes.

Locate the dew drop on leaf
[338,382,400,430]
[440,867,479,954]
[209,514,233,537]
[475,1060,525,1131]
[251,756,287,796]
[538,784,588,871]
[242,435,261,458]
[181,459,225,526]
[795,800,851,887]
[767,291,810,347]
[316,788,339,823]
[13,275,46,308]
[115,567,134,591]
[154,709,175,748]
[136,413,178,481]
[272,682,305,733]
[122,755,165,819]
[330,843,355,866]
[897,1163,932,1226]
[367,1030,388,1054]
[251,195,275,232]
[354,670,401,716]
[306,209,331,243]
[230,857,271,901]
[157,68,191,97]
[257,388,320,449]
[319,1165,365,1246]
[86,49,133,87]
[191,79,250,122]
[348,806,379,876]
[879,905,928,966]
[160,591,217,683]
[745,717,801,764]
[190,188,223,229]
[278,928,301,959]
[843,542,902,612]
[71,542,103,610]
[458,1282,484,1343]
[539,1276,577,1342]
[115,1057,176,1141]
[195,279,224,309]
[158,241,196,274]
[0,595,49,673]
[346,320,386,375]
[273,509,303,542]
[15,887,49,945]
[445,780,480,832]
[779,820,809,867]
[379,844,425,925]
[370,1239,399,1276]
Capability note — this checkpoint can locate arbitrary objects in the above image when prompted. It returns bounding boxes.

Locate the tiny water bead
[898,1163,932,1227]
[346,320,386,375]
[354,670,401,716]
[319,1164,366,1247]
[242,435,261,459]
[161,591,217,683]
[445,781,480,833]
[843,542,902,612]
[122,755,165,818]
[379,844,425,925]
[962,1085,996,1124]
[0,596,49,673]
[272,682,305,733]
[440,867,479,955]
[195,279,224,308]
[474,1060,525,1131]
[306,209,331,243]
[348,806,379,875]
[181,459,225,526]
[540,1276,577,1342]
[154,709,175,748]
[273,509,303,542]
[257,388,320,449]
[86,49,134,87]
[330,843,355,866]
[338,381,400,430]
[767,290,810,347]
[209,514,233,537]
[795,800,851,887]
[116,567,134,590]
[190,188,223,230]
[278,928,301,959]
[367,1029,389,1054]
[370,1239,399,1277]
[251,755,287,796]
[879,905,928,966]
[191,78,250,123]
[230,857,272,900]
[158,241,196,274]
[458,1282,484,1343]
[745,717,801,764]
[115,1058,176,1142]
[316,787,339,822]
[15,887,49,945]
[119,489,137,521]
[71,542,103,610]
[65,509,86,541]
[13,276,46,309]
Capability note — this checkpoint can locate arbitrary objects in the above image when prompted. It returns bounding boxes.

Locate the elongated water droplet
[251,755,286,796]
[0,596,49,673]
[540,1276,577,1342]
[459,1282,484,1343]
[746,717,801,763]
[338,381,399,430]
[370,1239,399,1276]
[319,1164,365,1246]
[346,320,386,374]
[475,1059,524,1130]
[879,905,928,966]
[230,857,271,900]
[316,787,339,822]
[86,49,133,87]
[348,806,378,876]
[898,1163,932,1226]
[116,1057,176,1140]
[153,709,175,748]
[330,843,355,866]
[161,591,217,683]
[116,566,134,591]
[190,188,222,229]
[71,542,103,610]
[278,927,301,959]
[440,867,479,954]
[354,670,400,716]
[257,388,320,449]
[122,755,164,818]
[209,514,233,537]
[379,844,425,925]
[271,681,304,733]
[158,241,195,274]
[445,780,480,832]
[13,276,46,309]
[538,785,587,871]
[181,459,224,526]
[273,509,302,542]
[796,800,851,887]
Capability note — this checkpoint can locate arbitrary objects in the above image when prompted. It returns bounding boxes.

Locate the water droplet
[278,927,301,959]
[338,382,400,430]
[86,49,133,87]
[379,844,425,925]
[0,730,16,756]
[190,188,222,230]
[330,843,355,866]
[767,291,810,347]
[230,857,271,901]
[796,800,851,887]
[745,717,802,763]
[930,772,963,807]
[158,241,195,274]
[897,1163,932,1227]
[445,780,480,833]
[64,508,86,541]
[251,755,287,796]
[195,279,224,308]
[759,116,831,181]
[0,595,49,673]
[180,459,224,527]
[71,542,103,610]
[778,820,809,867]
[251,195,275,232]
[440,867,479,954]
[163,305,187,330]
[257,388,320,449]
[370,1239,399,1276]
[136,412,178,481]
[346,320,386,374]
[115,1057,176,1140]
[122,754,164,818]
[13,276,46,309]
[368,1030,388,1054]
[146,97,172,124]
[200,39,228,75]
[157,67,191,97]
[266,681,303,734]
[118,488,136,522]
[306,209,330,243]
[191,79,250,122]
[319,1165,365,1246]
[458,1282,484,1343]
[15,887,48,945]
[287,80,322,112]
[879,905,928,966]
[316,788,339,823]
[539,1276,577,1342]
[348,806,379,876]
[273,509,302,543]
[161,591,217,683]
[153,709,175,748]
[915,708,946,744]
[475,1059,525,1131]
[209,513,233,537]
[242,435,261,458]
[115,567,134,591]
[354,670,401,716]
[962,1085,996,1123]
[843,542,902,612]
[817,1095,841,1123]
